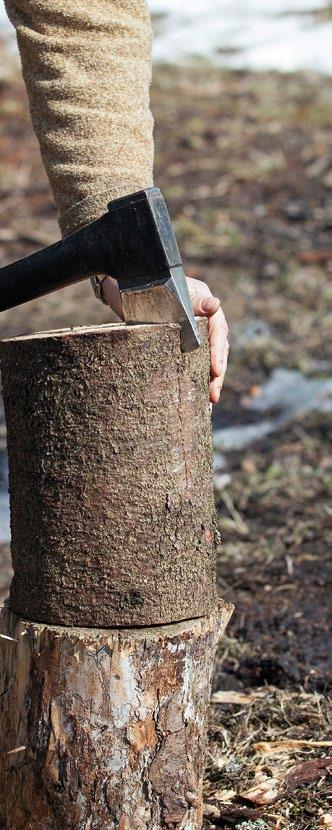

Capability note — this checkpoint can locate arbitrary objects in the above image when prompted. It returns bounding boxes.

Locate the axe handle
[0,215,111,312]
[0,188,181,312]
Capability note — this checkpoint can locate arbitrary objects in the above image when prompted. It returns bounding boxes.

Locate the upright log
[1,320,217,627]
[0,320,233,830]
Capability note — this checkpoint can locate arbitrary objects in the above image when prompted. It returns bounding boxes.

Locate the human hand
[100,275,229,404]
[186,276,229,404]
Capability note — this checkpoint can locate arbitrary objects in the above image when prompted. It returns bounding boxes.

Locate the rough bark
[0,319,217,627]
[0,602,233,830]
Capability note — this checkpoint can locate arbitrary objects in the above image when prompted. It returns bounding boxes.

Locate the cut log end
[1,320,183,342]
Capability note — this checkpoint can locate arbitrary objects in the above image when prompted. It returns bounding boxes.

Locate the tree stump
[0,320,217,627]
[0,603,233,830]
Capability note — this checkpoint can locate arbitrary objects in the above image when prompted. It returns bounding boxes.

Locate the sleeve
[4,0,154,236]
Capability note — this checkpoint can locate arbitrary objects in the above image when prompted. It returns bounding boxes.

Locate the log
[0,320,233,829]
[0,320,217,627]
[0,602,233,830]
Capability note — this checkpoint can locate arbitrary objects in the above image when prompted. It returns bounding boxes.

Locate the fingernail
[201,297,216,313]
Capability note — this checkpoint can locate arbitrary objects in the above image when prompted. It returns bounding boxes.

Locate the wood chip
[240,758,332,806]
[286,758,332,790]
[213,788,236,802]
[240,775,281,805]
[7,746,26,755]
[212,689,267,705]
[320,815,332,828]
[203,803,220,819]
[254,739,332,755]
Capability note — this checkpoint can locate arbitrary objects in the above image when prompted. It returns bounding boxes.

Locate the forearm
[5,0,154,235]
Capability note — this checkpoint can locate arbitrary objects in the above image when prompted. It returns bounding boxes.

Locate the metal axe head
[0,187,200,353]
[106,188,200,352]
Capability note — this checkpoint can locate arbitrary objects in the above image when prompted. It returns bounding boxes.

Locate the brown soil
[0,43,331,829]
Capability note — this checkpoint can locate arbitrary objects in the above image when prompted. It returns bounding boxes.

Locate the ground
[0,42,331,829]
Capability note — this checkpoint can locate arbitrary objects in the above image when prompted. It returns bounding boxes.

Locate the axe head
[106,188,200,352]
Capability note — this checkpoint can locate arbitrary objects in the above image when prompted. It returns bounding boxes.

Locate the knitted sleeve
[5,0,154,235]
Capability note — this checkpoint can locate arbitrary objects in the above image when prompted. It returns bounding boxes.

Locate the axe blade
[120,266,200,352]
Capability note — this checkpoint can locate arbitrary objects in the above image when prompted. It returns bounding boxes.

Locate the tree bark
[0,602,233,830]
[0,320,218,627]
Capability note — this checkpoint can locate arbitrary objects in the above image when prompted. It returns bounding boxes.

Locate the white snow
[1,0,331,73]
[150,0,332,73]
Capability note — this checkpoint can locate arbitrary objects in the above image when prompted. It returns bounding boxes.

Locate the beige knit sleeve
[5,0,154,235]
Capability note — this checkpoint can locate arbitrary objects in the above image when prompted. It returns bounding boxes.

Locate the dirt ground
[0,42,331,830]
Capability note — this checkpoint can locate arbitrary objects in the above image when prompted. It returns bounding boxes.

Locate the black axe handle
[0,188,182,312]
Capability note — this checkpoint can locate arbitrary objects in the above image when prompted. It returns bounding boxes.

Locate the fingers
[185,275,229,404]
[210,336,229,404]
[200,301,229,403]
[208,306,229,379]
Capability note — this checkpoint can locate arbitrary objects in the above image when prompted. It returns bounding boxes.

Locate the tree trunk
[0,320,218,627]
[0,602,233,830]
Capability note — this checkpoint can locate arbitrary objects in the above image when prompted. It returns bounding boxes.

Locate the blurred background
[0,2,331,827]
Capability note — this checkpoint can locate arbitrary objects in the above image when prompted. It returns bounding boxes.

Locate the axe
[0,187,200,353]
